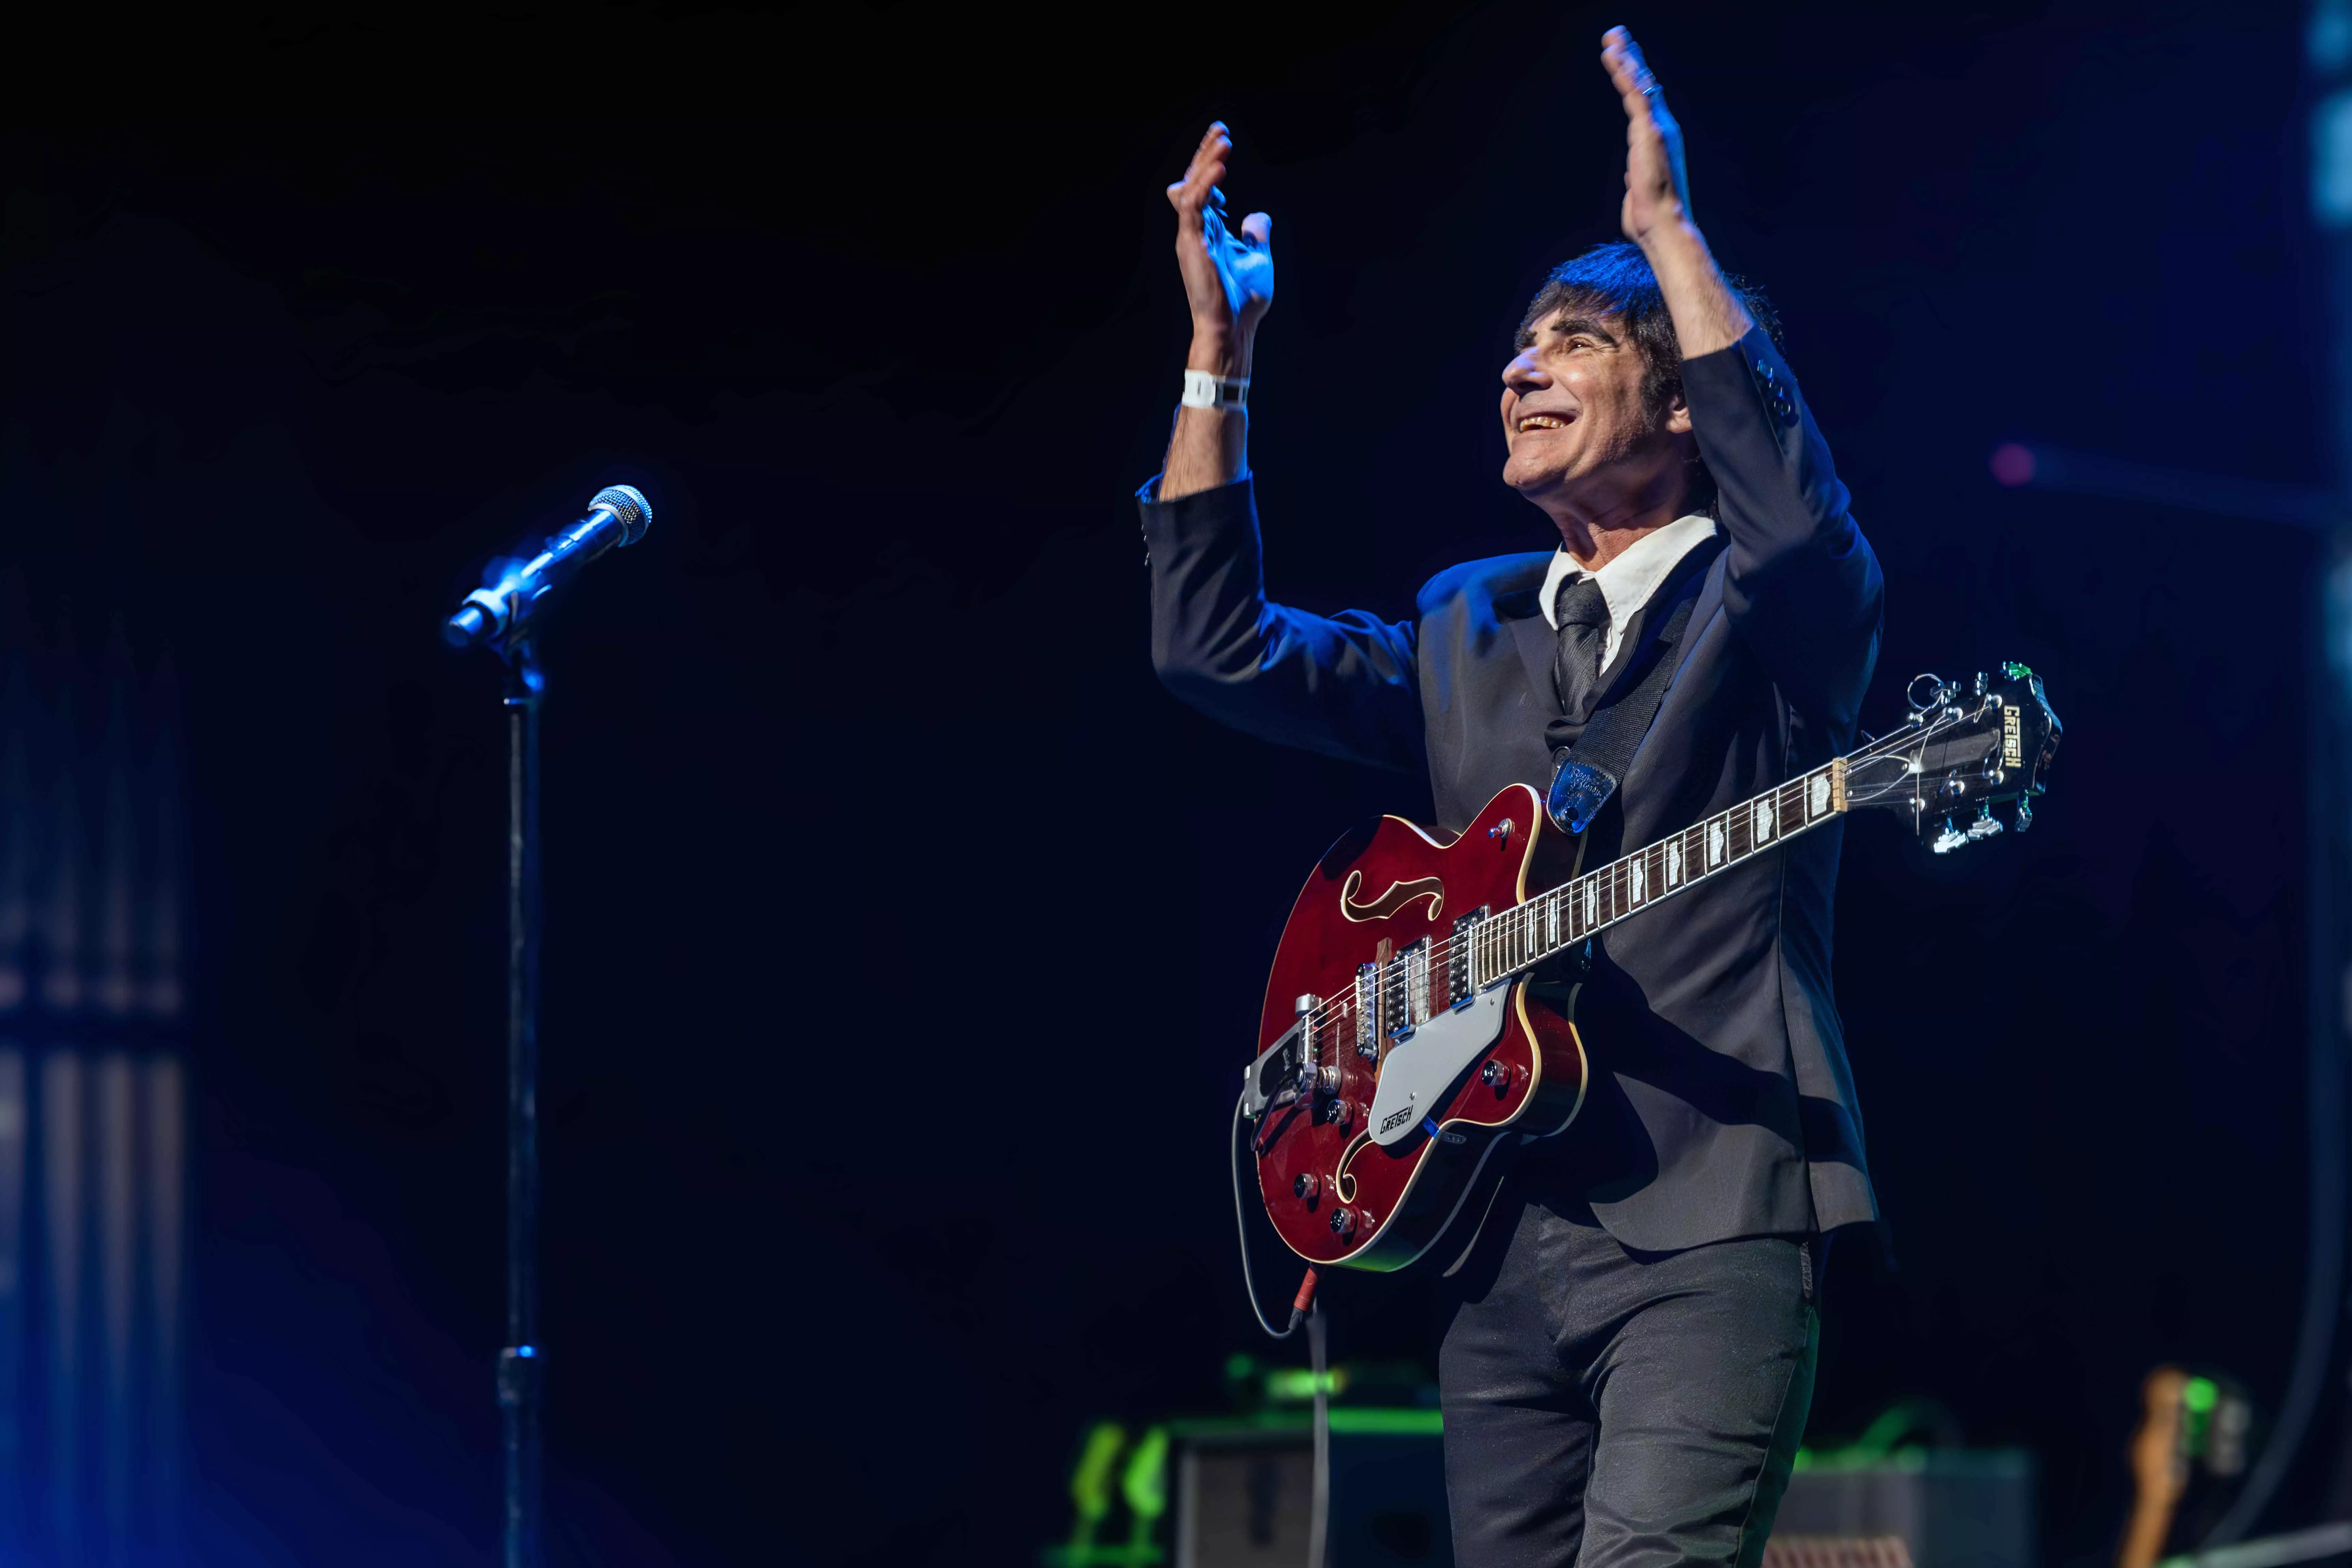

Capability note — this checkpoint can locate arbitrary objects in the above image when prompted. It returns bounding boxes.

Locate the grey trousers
[1436,1183,1819,1568]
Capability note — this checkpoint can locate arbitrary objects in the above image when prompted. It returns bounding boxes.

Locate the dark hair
[1516,241,1781,512]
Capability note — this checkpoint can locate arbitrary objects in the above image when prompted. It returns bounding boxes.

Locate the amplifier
[1172,1414,1451,1568]
[1773,1452,2036,1568]
[1167,1423,2028,1568]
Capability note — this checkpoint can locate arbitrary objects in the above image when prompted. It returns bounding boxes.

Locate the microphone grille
[591,484,652,545]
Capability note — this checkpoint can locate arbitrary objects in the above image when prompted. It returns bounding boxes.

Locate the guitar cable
[1230,1091,1320,1338]
[1231,1091,1333,1568]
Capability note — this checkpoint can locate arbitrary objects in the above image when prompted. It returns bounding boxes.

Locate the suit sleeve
[1141,475,1425,773]
[1680,327,1883,735]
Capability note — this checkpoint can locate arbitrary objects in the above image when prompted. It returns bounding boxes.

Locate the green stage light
[1265,1367,1350,1402]
[1121,1428,1169,1522]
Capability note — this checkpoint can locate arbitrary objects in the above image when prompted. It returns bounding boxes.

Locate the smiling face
[1500,305,1694,530]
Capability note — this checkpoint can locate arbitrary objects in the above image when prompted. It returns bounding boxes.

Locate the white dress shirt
[1537,513,1719,674]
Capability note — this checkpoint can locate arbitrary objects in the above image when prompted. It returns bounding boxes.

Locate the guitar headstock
[1841,662,2062,852]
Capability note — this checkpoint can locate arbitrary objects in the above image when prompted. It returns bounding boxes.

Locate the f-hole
[1340,872,1444,924]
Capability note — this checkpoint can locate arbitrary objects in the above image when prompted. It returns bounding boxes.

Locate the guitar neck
[1464,757,1851,991]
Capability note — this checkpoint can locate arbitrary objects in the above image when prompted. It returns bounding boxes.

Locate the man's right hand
[1167,123,1273,376]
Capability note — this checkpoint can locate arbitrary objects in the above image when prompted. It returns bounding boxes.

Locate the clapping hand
[1167,123,1274,373]
[1602,26,1693,244]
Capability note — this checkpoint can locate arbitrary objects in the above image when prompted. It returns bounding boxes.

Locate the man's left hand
[1602,26,1693,244]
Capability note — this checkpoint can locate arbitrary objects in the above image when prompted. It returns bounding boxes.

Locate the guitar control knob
[1329,1207,1358,1238]
[1294,994,1320,1017]
[1481,1060,1508,1088]
[1317,1066,1343,1095]
[1326,1100,1353,1128]
[1293,1173,1320,1202]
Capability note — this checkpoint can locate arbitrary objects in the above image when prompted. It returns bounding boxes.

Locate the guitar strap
[1416,551,1714,1274]
[1544,543,1717,837]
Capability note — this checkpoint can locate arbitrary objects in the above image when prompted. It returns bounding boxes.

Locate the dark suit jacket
[1141,326,1884,1250]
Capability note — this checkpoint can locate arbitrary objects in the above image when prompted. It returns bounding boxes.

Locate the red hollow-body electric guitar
[1239,664,2061,1276]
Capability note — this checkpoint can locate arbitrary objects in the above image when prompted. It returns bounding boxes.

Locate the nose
[1502,347,1547,396]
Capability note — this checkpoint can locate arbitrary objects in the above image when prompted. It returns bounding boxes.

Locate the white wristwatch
[1180,369,1249,411]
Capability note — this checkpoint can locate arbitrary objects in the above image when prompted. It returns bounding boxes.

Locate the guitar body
[1254,784,1589,1272]
[1242,661,2061,1281]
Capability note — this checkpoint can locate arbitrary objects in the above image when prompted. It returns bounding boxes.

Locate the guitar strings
[1282,713,1970,1042]
[1294,761,1837,1036]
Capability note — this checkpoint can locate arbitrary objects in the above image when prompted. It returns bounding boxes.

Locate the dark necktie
[1553,575,1611,723]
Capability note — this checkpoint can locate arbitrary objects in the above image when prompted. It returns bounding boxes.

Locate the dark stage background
[0,1,2326,1562]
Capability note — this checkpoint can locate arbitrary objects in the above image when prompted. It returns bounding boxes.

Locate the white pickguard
[1363,985,1511,1148]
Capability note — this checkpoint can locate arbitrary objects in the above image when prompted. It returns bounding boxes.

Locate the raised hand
[1167,123,1274,374]
[1598,26,1748,358]
[1601,26,1692,244]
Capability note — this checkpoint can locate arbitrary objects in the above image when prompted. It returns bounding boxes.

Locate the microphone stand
[446,483,647,1568]
[496,635,545,1568]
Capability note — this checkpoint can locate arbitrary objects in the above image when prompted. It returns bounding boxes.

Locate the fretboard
[1461,756,1851,993]
[1310,757,1855,1059]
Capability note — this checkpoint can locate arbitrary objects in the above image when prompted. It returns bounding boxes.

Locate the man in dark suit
[1141,26,1884,1568]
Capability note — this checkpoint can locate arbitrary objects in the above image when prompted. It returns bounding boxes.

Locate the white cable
[1230,1093,1328,1564]
[1231,1092,1301,1339]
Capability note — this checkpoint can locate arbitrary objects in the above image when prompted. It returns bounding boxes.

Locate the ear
[1663,391,1694,436]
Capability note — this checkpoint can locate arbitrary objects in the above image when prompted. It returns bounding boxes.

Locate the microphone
[444,485,653,649]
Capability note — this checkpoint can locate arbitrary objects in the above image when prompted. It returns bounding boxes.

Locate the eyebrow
[1516,313,1623,351]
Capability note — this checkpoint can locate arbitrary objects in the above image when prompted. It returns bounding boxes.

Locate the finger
[1169,153,1229,213]
[1167,124,1233,212]
[1240,211,1272,250]
[1171,160,1224,234]
[1602,54,1648,123]
[1191,148,1229,205]
[1605,25,1655,88]
[1601,26,1663,120]
[1600,25,1636,89]
[1196,123,1232,172]
[1186,120,1229,175]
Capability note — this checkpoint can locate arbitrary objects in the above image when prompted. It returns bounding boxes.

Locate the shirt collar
[1538,513,1719,630]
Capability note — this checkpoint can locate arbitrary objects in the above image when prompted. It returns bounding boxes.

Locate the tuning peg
[2014,796,2033,832]
[1966,803,2003,841]
[1931,818,1967,855]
